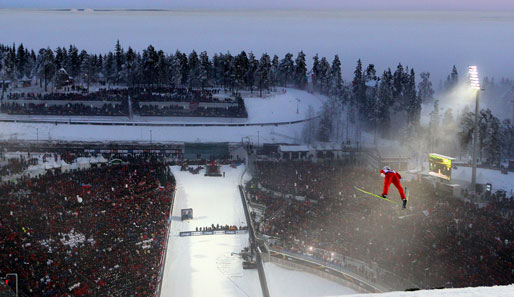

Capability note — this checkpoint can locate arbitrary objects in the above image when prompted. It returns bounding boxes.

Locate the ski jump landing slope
[340,284,514,297]
[160,165,261,297]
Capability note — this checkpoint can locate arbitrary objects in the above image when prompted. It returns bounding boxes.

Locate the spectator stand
[246,160,514,290]
[0,156,176,296]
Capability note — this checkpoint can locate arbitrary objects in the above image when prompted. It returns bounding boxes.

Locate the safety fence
[155,188,175,297]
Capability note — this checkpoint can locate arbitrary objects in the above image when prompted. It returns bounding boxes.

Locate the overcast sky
[1,0,514,10]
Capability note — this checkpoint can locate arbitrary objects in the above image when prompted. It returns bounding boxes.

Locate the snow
[336,284,514,297]
[1,10,513,81]
[264,262,357,297]
[0,89,324,144]
[451,166,514,194]
[160,165,261,297]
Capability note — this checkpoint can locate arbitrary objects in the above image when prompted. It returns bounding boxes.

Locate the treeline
[0,42,439,132]
[0,41,311,96]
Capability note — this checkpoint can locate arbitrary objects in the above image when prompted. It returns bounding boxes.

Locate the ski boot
[402,199,407,209]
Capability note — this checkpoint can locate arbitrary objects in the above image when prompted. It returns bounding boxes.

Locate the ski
[354,187,400,204]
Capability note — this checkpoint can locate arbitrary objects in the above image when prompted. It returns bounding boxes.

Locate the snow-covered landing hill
[337,284,514,297]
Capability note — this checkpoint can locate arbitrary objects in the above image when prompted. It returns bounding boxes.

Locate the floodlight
[468,65,480,90]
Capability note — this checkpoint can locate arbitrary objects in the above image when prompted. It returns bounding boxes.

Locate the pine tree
[405,68,420,125]
[363,64,378,121]
[317,101,333,142]
[187,50,199,88]
[0,48,10,99]
[221,52,233,90]
[211,53,221,87]
[67,45,80,80]
[79,51,93,90]
[376,69,394,135]
[103,52,115,87]
[16,44,26,79]
[484,112,501,165]
[311,54,320,91]
[458,107,474,157]
[96,54,104,84]
[317,57,330,95]
[418,72,434,104]
[36,48,56,91]
[233,51,248,90]
[392,63,404,110]
[178,51,189,86]
[294,51,307,89]
[114,40,124,85]
[255,53,271,97]
[246,52,258,92]
[352,59,366,114]
[270,55,279,88]
[501,119,514,159]
[329,55,343,98]
[478,109,490,162]
[54,47,67,70]
[3,47,15,84]
[124,47,138,87]
[445,65,459,91]
[429,100,440,151]
[278,53,294,87]
[156,50,169,86]
[170,53,183,88]
[199,51,211,89]
[26,49,36,79]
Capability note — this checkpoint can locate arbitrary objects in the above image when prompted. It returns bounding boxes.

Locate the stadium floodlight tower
[468,65,480,198]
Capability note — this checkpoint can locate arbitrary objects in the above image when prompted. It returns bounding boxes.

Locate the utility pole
[471,89,479,195]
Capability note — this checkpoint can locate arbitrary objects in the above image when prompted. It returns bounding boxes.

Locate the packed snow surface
[160,165,260,297]
[264,262,357,297]
[337,284,514,297]
[451,166,514,194]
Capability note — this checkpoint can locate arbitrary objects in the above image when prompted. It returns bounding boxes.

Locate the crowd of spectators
[248,160,514,289]
[2,102,127,116]
[6,89,128,102]
[0,157,175,296]
[128,87,232,103]
[3,87,247,118]
[194,224,248,232]
[0,155,33,177]
[137,104,247,118]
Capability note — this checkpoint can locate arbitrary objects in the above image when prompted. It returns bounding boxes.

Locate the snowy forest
[0,42,513,166]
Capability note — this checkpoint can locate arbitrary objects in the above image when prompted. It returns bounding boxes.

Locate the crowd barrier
[178,230,248,237]
[267,249,382,293]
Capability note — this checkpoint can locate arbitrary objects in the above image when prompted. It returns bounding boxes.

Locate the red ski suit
[380,169,407,200]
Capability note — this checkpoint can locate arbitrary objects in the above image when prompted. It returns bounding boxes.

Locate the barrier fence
[155,187,175,297]
[179,230,248,237]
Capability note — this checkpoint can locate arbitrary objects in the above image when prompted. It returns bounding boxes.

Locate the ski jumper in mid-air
[380,166,407,208]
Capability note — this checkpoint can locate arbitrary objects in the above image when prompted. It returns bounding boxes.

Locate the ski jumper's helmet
[383,166,391,172]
